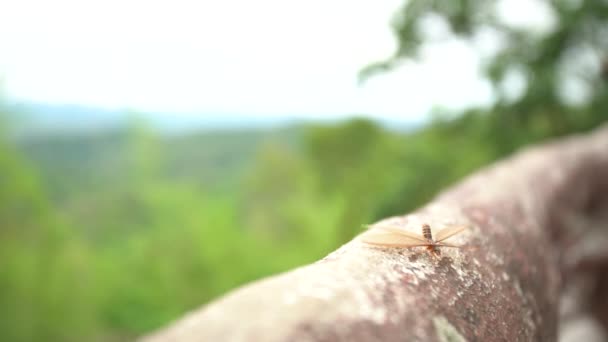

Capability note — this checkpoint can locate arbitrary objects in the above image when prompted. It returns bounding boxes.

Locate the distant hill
[1,101,422,139]
[1,102,302,138]
[1,101,422,201]
[14,120,304,200]
[3,102,126,138]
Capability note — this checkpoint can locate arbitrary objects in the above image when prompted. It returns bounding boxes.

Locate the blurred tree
[361,0,608,152]
[125,114,164,186]
[242,141,315,239]
[241,140,346,265]
[305,119,384,190]
[0,113,97,342]
[374,109,496,218]
[356,0,608,219]
[304,119,405,241]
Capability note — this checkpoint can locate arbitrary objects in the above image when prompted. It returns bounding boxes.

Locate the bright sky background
[0,0,554,123]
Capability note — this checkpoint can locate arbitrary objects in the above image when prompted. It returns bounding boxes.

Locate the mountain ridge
[1,101,423,138]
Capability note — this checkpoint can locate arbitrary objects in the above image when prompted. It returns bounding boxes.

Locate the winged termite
[362,223,467,258]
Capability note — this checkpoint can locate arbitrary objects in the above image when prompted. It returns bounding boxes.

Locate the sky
[0,0,555,124]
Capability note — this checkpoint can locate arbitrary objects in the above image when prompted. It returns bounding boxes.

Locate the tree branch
[140,124,608,342]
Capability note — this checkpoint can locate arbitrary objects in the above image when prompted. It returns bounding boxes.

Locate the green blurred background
[1,1,607,341]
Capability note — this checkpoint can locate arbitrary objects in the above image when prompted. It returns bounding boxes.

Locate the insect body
[362,223,467,258]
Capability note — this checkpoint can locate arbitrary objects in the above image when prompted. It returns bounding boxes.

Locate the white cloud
[0,0,494,122]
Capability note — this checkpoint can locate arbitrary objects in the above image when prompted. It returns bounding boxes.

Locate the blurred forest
[1,1,607,341]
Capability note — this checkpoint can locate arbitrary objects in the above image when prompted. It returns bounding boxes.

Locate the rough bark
[140,124,608,342]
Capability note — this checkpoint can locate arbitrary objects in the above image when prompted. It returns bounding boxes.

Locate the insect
[362,223,468,258]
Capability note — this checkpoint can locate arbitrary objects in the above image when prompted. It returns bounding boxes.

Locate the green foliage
[1,2,608,341]
[305,118,406,240]
[362,0,608,151]
[0,115,99,342]
[0,105,604,341]
[0,113,378,341]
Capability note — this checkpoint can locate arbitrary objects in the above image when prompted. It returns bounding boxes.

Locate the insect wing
[435,242,462,248]
[435,225,467,242]
[378,226,429,242]
[362,226,429,247]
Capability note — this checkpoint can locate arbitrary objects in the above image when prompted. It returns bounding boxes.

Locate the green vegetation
[1,1,607,341]
[0,109,603,341]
